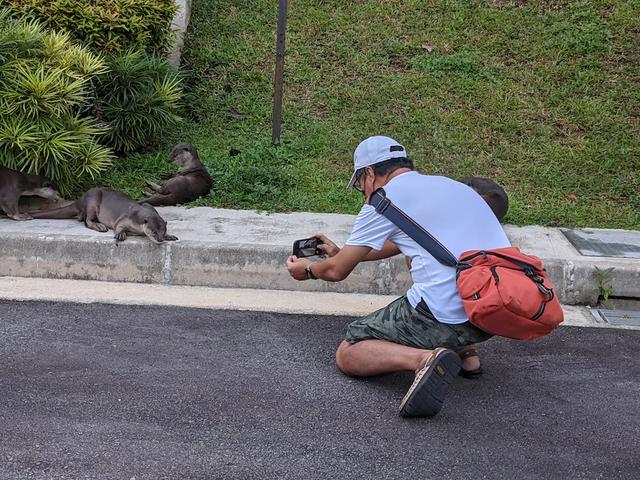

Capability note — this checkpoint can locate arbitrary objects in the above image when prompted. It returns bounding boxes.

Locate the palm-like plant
[0,9,113,193]
[94,50,183,153]
[0,9,42,66]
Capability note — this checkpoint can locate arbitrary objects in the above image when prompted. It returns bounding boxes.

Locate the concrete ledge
[0,207,639,305]
[0,233,167,284]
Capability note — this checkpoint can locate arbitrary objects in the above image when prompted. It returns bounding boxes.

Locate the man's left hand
[286,255,313,281]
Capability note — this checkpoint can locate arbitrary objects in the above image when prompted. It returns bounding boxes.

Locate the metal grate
[562,229,640,258]
[593,309,640,326]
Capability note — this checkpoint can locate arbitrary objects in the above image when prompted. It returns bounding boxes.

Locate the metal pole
[272,0,288,145]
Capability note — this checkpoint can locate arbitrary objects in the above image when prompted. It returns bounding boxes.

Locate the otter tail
[31,202,80,219]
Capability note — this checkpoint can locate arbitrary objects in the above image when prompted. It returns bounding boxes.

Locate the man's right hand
[312,233,340,258]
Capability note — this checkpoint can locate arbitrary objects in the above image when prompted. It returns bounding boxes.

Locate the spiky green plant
[0,9,113,193]
[3,0,177,55]
[94,50,182,153]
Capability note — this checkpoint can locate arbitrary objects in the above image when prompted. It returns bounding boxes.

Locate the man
[286,136,510,417]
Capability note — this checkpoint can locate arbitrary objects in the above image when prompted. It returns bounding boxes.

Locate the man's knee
[335,340,356,377]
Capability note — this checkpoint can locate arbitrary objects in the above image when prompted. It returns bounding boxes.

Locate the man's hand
[312,233,340,258]
[286,255,312,281]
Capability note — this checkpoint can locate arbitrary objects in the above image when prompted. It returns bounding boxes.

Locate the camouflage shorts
[345,296,492,350]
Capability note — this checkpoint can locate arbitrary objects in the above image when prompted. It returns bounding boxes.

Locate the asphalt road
[0,300,638,480]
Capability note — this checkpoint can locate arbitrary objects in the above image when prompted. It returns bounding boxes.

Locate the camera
[293,237,322,258]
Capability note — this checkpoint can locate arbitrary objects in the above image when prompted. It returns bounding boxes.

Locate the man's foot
[399,348,461,417]
[457,345,483,379]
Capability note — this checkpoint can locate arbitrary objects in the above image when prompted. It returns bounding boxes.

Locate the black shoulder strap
[369,188,459,267]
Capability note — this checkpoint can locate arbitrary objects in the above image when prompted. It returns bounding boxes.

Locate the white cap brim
[346,169,359,190]
[348,136,407,190]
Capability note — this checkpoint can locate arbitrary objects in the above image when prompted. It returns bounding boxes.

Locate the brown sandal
[457,346,483,379]
[399,348,461,417]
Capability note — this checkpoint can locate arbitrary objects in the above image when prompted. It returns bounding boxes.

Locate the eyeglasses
[353,168,366,193]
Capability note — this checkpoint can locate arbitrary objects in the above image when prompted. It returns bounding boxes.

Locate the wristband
[305,263,318,280]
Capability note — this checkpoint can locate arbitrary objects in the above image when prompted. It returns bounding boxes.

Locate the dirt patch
[552,121,587,143]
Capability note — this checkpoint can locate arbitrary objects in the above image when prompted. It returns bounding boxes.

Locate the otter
[31,187,178,243]
[0,166,62,221]
[140,143,213,206]
[459,176,509,222]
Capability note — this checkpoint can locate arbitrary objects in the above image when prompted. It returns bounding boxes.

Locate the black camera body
[293,238,322,258]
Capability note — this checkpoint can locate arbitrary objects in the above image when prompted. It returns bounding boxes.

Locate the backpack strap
[369,188,459,268]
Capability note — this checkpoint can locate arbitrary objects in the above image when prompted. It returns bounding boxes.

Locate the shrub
[0,9,114,193]
[2,0,177,55]
[94,50,183,154]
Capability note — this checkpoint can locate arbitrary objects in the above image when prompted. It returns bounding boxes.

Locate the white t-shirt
[346,171,510,324]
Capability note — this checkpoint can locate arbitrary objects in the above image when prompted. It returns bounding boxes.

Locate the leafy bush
[94,50,183,154]
[2,0,177,55]
[0,9,114,192]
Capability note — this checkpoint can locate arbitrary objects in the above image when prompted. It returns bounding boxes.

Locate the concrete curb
[0,207,639,305]
[1,277,632,330]
[168,0,192,67]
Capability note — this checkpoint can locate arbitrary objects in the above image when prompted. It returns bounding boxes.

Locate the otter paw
[145,180,162,191]
[164,234,179,241]
[159,172,175,180]
[94,223,108,232]
[114,232,127,242]
[10,213,33,221]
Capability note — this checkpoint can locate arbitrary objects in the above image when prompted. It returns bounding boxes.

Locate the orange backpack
[370,189,564,340]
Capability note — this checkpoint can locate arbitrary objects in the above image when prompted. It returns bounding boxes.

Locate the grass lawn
[100,0,640,229]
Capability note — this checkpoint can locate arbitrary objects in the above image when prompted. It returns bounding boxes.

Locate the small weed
[594,266,615,303]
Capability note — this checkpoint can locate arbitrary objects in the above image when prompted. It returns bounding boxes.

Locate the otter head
[138,204,169,244]
[459,176,509,222]
[23,175,63,201]
[169,143,199,168]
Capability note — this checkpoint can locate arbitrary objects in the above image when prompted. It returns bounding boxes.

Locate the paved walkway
[1,301,638,480]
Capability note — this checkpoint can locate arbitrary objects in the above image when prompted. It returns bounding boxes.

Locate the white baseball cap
[347,136,407,189]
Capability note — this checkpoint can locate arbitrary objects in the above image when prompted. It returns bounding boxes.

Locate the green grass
[99,0,640,229]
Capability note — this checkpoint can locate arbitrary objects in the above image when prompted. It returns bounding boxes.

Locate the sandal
[457,346,483,379]
[399,348,461,417]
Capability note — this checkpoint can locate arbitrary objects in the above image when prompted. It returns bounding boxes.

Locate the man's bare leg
[335,339,433,377]
[337,339,463,417]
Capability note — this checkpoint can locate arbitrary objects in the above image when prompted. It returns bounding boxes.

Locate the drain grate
[593,309,640,326]
[562,229,640,258]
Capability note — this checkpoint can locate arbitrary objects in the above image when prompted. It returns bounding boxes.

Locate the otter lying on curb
[459,176,509,222]
[32,187,178,243]
[0,166,62,220]
[141,143,213,206]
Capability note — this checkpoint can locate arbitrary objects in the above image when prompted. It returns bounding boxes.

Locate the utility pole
[272,0,288,144]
